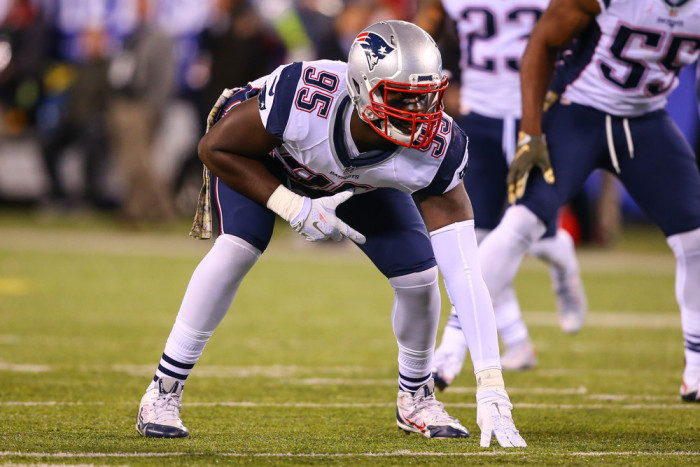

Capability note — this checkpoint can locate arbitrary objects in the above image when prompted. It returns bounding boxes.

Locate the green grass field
[1,209,698,465]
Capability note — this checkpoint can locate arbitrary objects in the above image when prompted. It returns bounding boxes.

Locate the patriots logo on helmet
[355,32,395,71]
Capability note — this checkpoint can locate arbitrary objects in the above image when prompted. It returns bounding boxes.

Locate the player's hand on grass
[507,131,555,204]
[476,389,527,448]
[291,191,366,244]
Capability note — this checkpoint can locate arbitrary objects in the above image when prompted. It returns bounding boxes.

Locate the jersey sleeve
[414,122,469,197]
[257,62,303,140]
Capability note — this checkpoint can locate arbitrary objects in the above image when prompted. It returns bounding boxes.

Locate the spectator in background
[154,0,212,101]
[0,0,48,136]
[38,4,113,211]
[313,0,386,61]
[195,0,286,131]
[108,0,176,223]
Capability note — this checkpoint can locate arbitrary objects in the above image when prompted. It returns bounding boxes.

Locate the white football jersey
[557,0,700,117]
[250,60,469,197]
[442,0,550,118]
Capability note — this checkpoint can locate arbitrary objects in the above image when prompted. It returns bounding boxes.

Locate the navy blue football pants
[211,174,437,279]
[457,111,558,237]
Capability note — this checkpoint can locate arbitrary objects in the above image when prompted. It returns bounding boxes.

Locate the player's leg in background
[432,112,511,387]
[137,174,275,438]
[529,222,588,335]
[612,109,700,401]
[337,188,469,438]
[478,101,604,370]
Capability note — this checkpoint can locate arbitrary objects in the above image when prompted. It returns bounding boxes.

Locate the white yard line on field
[0,361,49,372]
[1,400,694,409]
[523,311,680,328]
[1,450,699,459]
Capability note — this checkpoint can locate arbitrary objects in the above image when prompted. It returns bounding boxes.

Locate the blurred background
[0,0,698,245]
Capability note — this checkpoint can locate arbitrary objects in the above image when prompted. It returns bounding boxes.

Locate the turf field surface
[1,211,698,465]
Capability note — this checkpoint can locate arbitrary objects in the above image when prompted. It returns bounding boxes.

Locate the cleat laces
[151,392,182,423]
[408,392,459,426]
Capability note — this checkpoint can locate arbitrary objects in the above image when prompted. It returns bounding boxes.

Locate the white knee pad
[389,266,441,352]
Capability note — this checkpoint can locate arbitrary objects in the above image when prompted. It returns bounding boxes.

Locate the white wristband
[476,368,505,394]
[266,185,305,223]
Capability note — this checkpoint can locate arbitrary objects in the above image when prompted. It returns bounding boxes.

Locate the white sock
[530,228,580,294]
[479,206,545,348]
[436,307,469,355]
[494,286,529,347]
[667,227,700,377]
[150,234,260,387]
[390,267,440,392]
[477,219,534,347]
[479,205,546,303]
[177,234,261,331]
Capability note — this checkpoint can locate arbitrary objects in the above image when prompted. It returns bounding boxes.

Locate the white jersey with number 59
[555,0,700,117]
[441,0,549,118]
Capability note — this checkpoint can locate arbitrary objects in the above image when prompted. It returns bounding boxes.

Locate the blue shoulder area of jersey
[415,122,469,197]
[262,62,303,139]
[218,86,262,121]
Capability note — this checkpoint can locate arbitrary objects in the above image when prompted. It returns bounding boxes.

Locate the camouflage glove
[507,131,555,204]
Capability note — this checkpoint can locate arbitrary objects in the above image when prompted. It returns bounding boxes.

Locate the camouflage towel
[189,166,212,239]
[188,88,235,240]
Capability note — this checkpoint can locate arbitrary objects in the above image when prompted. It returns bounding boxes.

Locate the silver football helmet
[346,20,448,149]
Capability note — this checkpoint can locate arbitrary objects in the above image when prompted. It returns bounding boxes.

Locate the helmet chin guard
[347,20,448,149]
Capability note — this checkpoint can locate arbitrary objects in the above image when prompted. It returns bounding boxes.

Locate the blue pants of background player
[458,112,557,237]
[522,101,700,236]
[476,100,700,387]
[430,110,587,380]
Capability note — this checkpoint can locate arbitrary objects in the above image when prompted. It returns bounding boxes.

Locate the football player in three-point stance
[478,0,700,401]
[135,20,526,447]
[415,0,587,387]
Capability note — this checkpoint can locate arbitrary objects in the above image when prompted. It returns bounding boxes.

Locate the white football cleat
[500,338,537,371]
[432,322,468,391]
[136,377,190,438]
[681,372,700,402]
[551,266,587,334]
[396,379,470,438]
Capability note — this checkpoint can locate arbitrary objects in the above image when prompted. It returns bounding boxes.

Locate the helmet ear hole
[352,79,361,95]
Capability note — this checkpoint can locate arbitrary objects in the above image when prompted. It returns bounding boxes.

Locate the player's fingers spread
[480,431,492,448]
[512,433,527,447]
